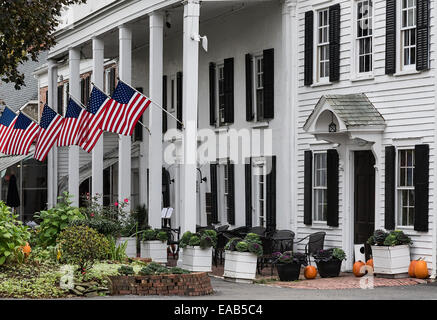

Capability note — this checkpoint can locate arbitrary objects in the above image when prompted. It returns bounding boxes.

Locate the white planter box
[140,240,168,263]
[116,237,137,258]
[371,245,411,275]
[223,251,258,283]
[181,246,212,272]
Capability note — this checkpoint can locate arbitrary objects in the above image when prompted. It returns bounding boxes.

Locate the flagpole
[89,83,152,136]
[116,77,184,129]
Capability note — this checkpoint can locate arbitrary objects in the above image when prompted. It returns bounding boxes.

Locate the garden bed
[108,272,213,296]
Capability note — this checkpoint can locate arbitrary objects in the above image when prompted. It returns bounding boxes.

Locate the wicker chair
[294,231,326,265]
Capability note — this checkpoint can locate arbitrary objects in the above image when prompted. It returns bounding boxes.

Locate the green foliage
[107,237,127,262]
[0,0,87,89]
[157,231,169,242]
[273,251,307,265]
[0,201,30,265]
[236,241,249,252]
[332,248,346,261]
[29,246,58,264]
[138,262,190,276]
[368,229,412,246]
[118,265,134,276]
[70,218,121,238]
[188,235,200,247]
[57,225,110,271]
[180,230,217,249]
[35,192,84,248]
[143,229,157,241]
[225,233,263,256]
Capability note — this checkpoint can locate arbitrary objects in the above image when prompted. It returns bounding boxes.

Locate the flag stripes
[0,107,18,154]
[35,105,64,161]
[3,112,39,156]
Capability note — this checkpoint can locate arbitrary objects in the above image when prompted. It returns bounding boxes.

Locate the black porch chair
[227,226,249,238]
[257,230,295,275]
[213,230,232,266]
[294,231,326,265]
[163,226,181,260]
[248,226,267,237]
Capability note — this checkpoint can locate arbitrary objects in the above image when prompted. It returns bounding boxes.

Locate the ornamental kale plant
[314,248,346,263]
[273,251,308,265]
[179,230,217,249]
[141,229,168,242]
[225,233,263,256]
[367,229,412,246]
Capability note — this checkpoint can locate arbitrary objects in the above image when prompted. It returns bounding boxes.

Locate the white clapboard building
[33,0,437,274]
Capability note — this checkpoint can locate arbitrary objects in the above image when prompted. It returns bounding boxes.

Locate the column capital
[283,0,297,14]
[47,59,58,69]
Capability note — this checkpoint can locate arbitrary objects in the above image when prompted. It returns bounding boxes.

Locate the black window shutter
[327,149,339,227]
[133,87,143,142]
[304,150,313,225]
[245,54,254,121]
[57,85,64,115]
[329,4,341,82]
[385,0,397,74]
[85,76,90,105]
[80,78,85,105]
[266,156,277,232]
[227,161,235,225]
[176,72,183,130]
[209,62,216,126]
[245,158,252,228]
[162,168,170,208]
[210,164,218,224]
[162,75,167,134]
[304,11,314,86]
[416,0,430,71]
[414,144,429,232]
[109,68,116,95]
[224,58,234,124]
[384,146,396,230]
[263,48,274,119]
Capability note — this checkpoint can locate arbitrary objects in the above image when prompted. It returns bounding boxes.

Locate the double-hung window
[356,0,373,73]
[254,56,264,121]
[401,0,416,69]
[313,152,328,222]
[253,159,267,227]
[216,64,226,126]
[397,149,415,226]
[317,9,330,81]
[218,163,230,224]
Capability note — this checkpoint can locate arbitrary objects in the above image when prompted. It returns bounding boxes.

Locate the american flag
[100,80,151,136]
[0,107,18,154]
[34,105,64,162]
[3,112,39,156]
[78,87,106,153]
[58,98,91,147]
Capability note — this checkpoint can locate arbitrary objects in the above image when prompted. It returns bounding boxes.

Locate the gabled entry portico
[303,94,386,270]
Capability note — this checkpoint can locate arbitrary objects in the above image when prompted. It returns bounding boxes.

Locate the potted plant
[140,229,169,263]
[180,229,217,272]
[272,251,307,281]
[367,229,412,276]
[313,248,346,278]
[223,233,263,283]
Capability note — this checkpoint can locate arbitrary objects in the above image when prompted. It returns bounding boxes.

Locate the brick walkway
[210,264,427,290]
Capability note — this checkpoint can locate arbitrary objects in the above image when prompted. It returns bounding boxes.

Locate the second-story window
[217,64,225,126]
[317,9,330,81]
[401,0,416,69]
[357,0,373,73]
[254,56,264,121]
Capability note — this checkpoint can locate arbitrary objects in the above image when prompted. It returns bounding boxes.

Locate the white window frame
[314,8,330,83]
[396,147,415,227]
[252,158,267,228]
[353,0,374,77]
[313,151,328,222]
[252,54,264,122]
[398,0,417,72]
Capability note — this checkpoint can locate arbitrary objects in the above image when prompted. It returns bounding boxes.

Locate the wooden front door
[354,151,375,250]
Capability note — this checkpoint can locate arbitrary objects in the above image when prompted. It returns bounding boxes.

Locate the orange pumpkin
[353,260,366,277]
[414,260,429,279]
[21,242,31,257]
[366,259,373,268]
[304,266,317,279]
[408,260,418,277]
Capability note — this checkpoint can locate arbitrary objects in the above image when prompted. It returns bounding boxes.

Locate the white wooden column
[181,0,200,234]
[148,13,164,228]
[118,25,132,211]
[47,59,58,208]
[68,48,80,206]
[92,37,104,204]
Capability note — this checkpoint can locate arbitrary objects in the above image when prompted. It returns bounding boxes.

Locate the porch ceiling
[49,0,276,61]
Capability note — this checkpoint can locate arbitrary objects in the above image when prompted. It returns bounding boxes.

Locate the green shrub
[0,202,30,265]
[138,263,190,276]
[179,231,193,248]
[245,233,262,245]
[169,267,190,274]
[70,217,121,238]
[57,225,110,271]
[236,241,249,252]
[188,235,200,247]
[35,192,84,248]
[142,229,157,241]
[224,237,242,251]
[107,236,127,262]
[332,248,346,261]
[118,265,134,276]
[156,231,168,242]
[200,230,217,249]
